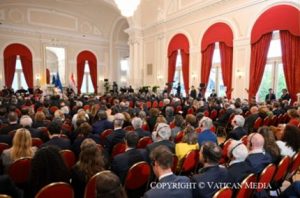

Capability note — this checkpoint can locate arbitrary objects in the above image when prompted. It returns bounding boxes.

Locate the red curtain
[46,68,50,84]
[248,32,272,100]
[167,50,178,93]
[219,42,233,99]
[77,61,85,94]
[20,56,33,88]
[88,60,97,94]
[201,43,215,93]
[181,51,189,95]
[4,56,17,88]
[280,30,300,103]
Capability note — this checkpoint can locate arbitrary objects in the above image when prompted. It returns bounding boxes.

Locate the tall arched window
[167,34,190,96]
[201,23,233,99]
[77,51,97,94]
[257,31,287,101]
[12,55,28,90]
[171,49,186,96]
[249,5,300,102]
[81,61,95,94]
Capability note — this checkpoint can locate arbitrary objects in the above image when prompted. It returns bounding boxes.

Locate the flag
[52,75,56,85]
[55,73,63,91]
[70,73,77,94]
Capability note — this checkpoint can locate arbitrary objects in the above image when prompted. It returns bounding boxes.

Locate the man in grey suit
[144,145,193,198]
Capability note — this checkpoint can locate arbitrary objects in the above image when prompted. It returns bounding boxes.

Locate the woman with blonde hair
[1,128,37,172]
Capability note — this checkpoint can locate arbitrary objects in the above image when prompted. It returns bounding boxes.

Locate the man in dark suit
[146,123,175,154]
[227,140,253,184]
[111,132,148,183]
[105,113,127,154]
[19,115,43,139]
[191,142,232,198]
[41,121,71,150]
[190,86,197,99]
[265,88,276,102]
[245,133,272,174]
[131,117,150,139]
[214,103,235,127]
[244,106,259,133]
[227,115,247,140]
[0,112,21,135]
[144,145,193,198]
[92,110,113,134]
[280,88,291,101]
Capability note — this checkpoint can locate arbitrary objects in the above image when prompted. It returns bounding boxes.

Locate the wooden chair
[286,152,300,182]
[84,171,111,198]
[236,173,257,198]
[124,161,151,190]
[60,150,76,170]
[271,156,291,194]
[35,182,74,198]
[8,157,32,184]
[256,164,276,193]
[213,187,232,198]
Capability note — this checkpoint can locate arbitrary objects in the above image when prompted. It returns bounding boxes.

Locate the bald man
[245,133,272,174]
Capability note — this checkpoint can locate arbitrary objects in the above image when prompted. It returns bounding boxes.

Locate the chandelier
[114,0,141,17]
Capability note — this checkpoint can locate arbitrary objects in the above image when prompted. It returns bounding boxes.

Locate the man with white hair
[227,115,247,140]
[131,117,150,139]
[105,113,127,154]
[20,115,43,139]
[198,117,217,146]
[227,140,253,183]
[146,123,175,154]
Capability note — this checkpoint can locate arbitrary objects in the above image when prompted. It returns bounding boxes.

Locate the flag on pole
[70,73,77,94]
[55,73,63,91]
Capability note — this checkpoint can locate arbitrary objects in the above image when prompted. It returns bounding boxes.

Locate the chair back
[123,126,134,132]
[100,129,113,140]
[287,152,300,179]
[169,121,176,129]
[146,101,152,109]
[35,182,74,198]
[213,187,232,198]
[257,164,276,192]
[84,171,111,198]
[124,161,151,190]
[203,111,210,117]
[137,137,153,149]
[253,117,262,131]
[219,139,232,165]
[0,143,9,155]
[210,110,218,120]
[60,150,76,170]
[174,131,184,143]
[236,173,257,198]
[187,108,194,115]
[8,157,32,184]
[263,117,271,126]
[152,101,158,108]
[179,150,199,174]
[273,156,291,183]
[172,155,178,173]
[112,142,126,158]
[241,135,248,146]
[158,101,164,108]
[32,138,43,147]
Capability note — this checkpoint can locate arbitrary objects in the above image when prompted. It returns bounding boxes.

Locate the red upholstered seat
[35,182,74,198]
[271,156,291,194]
[178,150,199,175]
[174,131,184,143]
[123,126,134,132]
[172,155,178,173]
[84,171,111,198]
[99,129,113,140]
[286,152,300,182]
[236,173,257,198]
[241,135,248,146]
[210,109,218,120]
[219,139,232,165]
[137,137,153,149]
[0,143,9,155]
[8,157,32,184]
[32,138,43,148]
[256,164,276,193]
[213,187,233,198]
[112,142,126,158]
[60,150,76,170]
[158,101,164,108]
[124,161,151,190]
[152,101,158,108]
[253,117,263,132]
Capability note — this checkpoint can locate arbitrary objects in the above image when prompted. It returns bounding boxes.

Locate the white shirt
[276,140,295,157]
[159,172,173,181]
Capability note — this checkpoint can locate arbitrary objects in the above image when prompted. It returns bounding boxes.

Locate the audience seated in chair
[1,128,37,173]
[227,140,253,184]
[227,115,247,140]
[0,175,23,198]
[29,146,69,197]
[96,171,127,198]
[244,106,259,133]
[191,142,232,198]
[276,124,300,157]
[92,110,113,135]
[0,112,21,136]
[71,140,105,198]
[111,132,148,184]
[131,117,151,139]
[144,145,192,198]
[245,133,272,174]
[146,123,175,154]
[197,117,217,147]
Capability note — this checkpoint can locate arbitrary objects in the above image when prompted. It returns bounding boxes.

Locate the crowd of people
[0,85,300,198]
